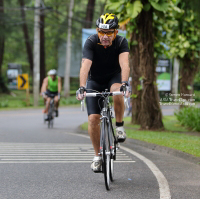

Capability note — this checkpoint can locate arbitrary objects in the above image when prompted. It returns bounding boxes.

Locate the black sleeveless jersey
[82,34,129,83]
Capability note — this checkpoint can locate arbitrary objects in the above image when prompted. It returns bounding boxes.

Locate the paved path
[0,107,199,199]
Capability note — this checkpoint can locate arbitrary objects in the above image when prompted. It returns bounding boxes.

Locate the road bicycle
[81,89,123,190]
[43,93,56,128]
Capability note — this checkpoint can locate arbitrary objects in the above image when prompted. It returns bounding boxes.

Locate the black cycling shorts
[45,89,58,98]
[86,72,121,116]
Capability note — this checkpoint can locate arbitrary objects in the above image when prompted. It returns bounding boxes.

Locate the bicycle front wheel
[108,121,114,182]
[102,119,111,190]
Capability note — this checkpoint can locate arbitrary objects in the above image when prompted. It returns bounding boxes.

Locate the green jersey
[48,76,58,92]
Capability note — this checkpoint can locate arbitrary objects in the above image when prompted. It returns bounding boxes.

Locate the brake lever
[124,96,129,109]
[81,99,85,111]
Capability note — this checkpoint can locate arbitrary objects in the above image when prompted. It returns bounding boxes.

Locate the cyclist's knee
[54,96,60,103]
[110,83,120,92]
[88,114,100,127]
[46,98,51,103]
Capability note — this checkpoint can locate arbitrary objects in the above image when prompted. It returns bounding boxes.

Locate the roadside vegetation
[175,107,200,132]
[81,115,200,157]
[0,89,79,109]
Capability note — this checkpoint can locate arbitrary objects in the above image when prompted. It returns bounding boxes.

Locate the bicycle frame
[100,95,117,160]
[83,90,122,190]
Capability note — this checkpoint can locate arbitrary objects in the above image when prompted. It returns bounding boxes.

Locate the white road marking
[121,146,171,199]
[0,143,134,164]
[69,133,171,199]
[0,161,135,164]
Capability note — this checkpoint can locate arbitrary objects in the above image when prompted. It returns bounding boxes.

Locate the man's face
[97,28,118,47]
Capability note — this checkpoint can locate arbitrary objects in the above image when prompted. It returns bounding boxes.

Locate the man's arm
[40,77,48,94]
[80,58,92,87]
[58,77,61,93]
[119,52,130,82]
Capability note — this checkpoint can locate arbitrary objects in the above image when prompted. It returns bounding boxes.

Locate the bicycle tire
[47,100,54,128]
[48,119,50,128]
[108,112,114,182]
[102,119,111,190]
[50,118,53,128]
[109,121,114,182]
[110,158,114,182]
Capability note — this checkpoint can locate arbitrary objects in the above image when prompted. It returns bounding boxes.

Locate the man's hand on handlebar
[41,92,47,99]
[76,86,86,101]
[120,82,131,98]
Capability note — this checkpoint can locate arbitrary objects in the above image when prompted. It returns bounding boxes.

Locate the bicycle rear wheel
[47,101,54,128]
[48,120,50,128]
[102,119,111,190]
[50,118,54,128]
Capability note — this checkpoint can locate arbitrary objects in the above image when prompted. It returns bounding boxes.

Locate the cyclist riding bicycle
[40,69,62,120]
[76,13,130,172]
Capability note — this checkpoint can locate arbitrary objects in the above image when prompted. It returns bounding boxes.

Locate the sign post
[17,74,30,106]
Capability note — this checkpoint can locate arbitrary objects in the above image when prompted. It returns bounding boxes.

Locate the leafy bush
[175,107,200,132]
[194,90,200,102]
[61,96,80,105]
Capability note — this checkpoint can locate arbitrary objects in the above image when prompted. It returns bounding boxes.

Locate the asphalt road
[0,106,199,199]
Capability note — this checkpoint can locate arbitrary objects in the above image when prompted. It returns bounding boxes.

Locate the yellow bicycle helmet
[96,13,119,30]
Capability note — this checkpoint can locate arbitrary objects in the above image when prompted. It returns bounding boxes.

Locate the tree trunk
[0,0,9,93]
[0,0,4,77]
[100,0,107,15]
[0,31,4,78]
[0,38,4,77]
[18,0,33,75]
[137,5,163,130]
[130,31,141,124]
[54,2,59,77]
[40,9,46,89]
[64,0,74,97]
[85,0,96,28]
[180,56,199,107]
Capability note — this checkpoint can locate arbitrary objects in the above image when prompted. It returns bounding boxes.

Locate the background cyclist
[76,13,130,172]
[41,69,61,120]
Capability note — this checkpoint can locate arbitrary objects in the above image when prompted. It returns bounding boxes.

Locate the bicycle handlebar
[80,91,123,112]
[85,91,122,97]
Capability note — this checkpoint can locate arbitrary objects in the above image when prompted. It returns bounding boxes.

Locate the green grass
[107,116,187,132]
[0,90,35,108]
[125,129,200,157]
[81,122,89,131]
[0,90,79,109]
[80,115,200,157]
